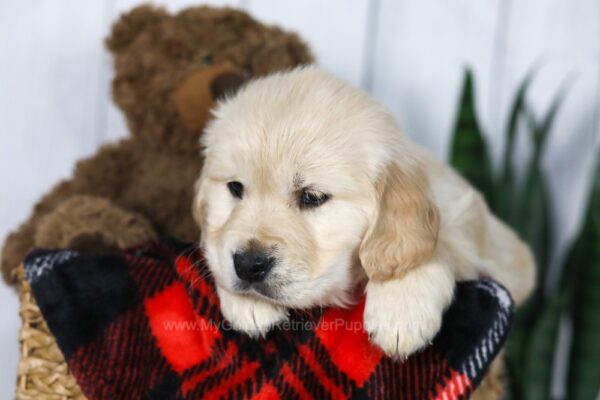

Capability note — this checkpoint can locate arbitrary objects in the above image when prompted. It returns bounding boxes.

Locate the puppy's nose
[211,72,244,101]
[233,249,274,283]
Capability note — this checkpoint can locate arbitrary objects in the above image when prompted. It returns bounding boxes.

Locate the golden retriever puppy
[193,66,535,358]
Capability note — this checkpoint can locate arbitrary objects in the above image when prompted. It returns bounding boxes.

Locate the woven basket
[14,261,502,399]
[15,264,85,399]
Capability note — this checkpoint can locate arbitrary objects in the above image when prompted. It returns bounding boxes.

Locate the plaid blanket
[25,237,513,400]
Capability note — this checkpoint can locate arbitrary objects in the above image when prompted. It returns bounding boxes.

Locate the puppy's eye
[202,54,214,65]
[299,189,329,209]
[227,181,244,199]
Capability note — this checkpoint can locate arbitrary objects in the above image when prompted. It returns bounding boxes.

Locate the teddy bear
[1,4,314,286]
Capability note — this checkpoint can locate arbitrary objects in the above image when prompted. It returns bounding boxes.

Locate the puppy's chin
[231,286,346,310]
[233,281,279,300]
[214,267,357,310]
[239,271,361,310]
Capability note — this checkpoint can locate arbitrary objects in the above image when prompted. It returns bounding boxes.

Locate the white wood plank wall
[0,1,598,397]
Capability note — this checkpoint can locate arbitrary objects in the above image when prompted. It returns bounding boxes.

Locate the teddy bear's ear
[252,30,315,75]
[283,32,315,65]
[105,5,168,54]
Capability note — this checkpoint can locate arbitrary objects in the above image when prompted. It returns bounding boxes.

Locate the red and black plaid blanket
[25,237,513,399]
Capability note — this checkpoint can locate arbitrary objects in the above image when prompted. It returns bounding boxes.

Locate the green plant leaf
[532,79,570,156]
[557,194,596,293]
[516,162,552,301]
[506,298,537,400]
[567,152,600,400]
[496,66,538,223]
[523,284,573,400]
[450,70,495,206]
[507,76,568,400]
[515,82,569,302]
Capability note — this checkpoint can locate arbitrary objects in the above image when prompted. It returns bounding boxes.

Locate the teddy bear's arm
[34,195,156,255]
[69,140,137,198]
[2,179,75,284]
[1,141,140,285]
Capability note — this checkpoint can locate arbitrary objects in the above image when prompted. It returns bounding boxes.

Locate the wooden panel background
[0,1,598,397]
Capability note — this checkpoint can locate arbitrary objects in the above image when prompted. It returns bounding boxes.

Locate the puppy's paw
[364,287,442,359]
[363,260,455,359]
[216,287,287,338]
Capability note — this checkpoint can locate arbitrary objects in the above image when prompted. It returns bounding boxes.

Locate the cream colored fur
[193,66,535,359]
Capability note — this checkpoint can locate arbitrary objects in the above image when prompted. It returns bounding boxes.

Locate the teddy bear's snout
[211,72,245,101]
[173,65,245,132]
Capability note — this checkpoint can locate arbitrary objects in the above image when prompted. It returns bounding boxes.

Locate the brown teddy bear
[1,5,313,285]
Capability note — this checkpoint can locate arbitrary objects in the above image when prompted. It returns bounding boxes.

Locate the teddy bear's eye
[202,54,214,65]
[227,181,244,199]
[242,63,253,75]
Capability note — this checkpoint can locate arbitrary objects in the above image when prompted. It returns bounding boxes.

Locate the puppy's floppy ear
[359,162,440,282]
[192,175,208,234]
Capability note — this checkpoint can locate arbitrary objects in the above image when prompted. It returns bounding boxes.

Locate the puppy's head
[194,67,439,309]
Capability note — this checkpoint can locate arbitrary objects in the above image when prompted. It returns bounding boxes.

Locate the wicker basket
[15,264,85,399]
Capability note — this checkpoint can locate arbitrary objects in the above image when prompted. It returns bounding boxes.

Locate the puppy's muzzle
[233,248,275,283]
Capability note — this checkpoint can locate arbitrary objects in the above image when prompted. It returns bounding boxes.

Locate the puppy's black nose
[233,249,274,283]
